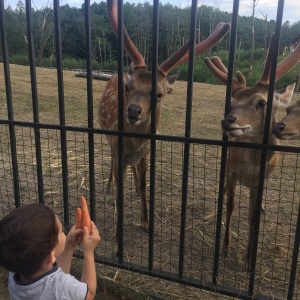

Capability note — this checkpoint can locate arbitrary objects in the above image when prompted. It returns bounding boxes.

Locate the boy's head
[0,203,59,276]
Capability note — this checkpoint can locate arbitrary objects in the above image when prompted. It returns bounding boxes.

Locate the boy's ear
[48,251,56,264]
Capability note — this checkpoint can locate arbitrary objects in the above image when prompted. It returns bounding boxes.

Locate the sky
[4,0,300,24]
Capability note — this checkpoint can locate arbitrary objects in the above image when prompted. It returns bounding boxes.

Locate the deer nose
[221,115,236,128]
[128,104,142,120]
[273,122,286,134]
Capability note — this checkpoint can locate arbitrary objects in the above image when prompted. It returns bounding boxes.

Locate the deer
[204,35,300,265]
[105,69,181,195]
[98,0,230,255]
[273,99,300,140]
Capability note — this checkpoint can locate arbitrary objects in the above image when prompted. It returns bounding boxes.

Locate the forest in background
[1,1,300,87]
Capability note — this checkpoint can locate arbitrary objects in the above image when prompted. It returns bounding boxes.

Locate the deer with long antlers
[204,35,300,264]
[98,0,230,254]
[273,99,300,140]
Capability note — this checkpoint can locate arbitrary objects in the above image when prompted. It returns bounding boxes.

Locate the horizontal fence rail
[0,0,300,299]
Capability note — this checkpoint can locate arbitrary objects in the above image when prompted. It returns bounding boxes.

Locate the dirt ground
[0,64,299,299]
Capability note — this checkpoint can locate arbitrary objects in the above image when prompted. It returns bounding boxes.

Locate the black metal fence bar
[1,119,300,153]
[117,0,125,263]
[25,0,44,204]
[212,0,239,285]
[248,0,285,295]
[149,0,159,271]
[2,118,300,154]
[287,202,300,300]
[84,0,96,221]
[178,0,198,279]
[53,0,70,231]
[0,0,21,208]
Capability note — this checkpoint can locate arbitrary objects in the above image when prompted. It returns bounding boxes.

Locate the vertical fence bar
[117,0,124,263]
[212,0,239,285]
[248,0,284,295]
[0,0,21,207]
[287,202,300,300]
[53,0,70,231]
[149,0,159,271]
[178,0,197,279]
[84,0,96,221]
[25,0,44,204]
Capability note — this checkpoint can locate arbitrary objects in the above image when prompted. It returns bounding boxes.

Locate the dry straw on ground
[0,63,299,299]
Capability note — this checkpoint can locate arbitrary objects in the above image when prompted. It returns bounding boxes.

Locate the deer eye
[157,92,163,99]
[257,100,266,108]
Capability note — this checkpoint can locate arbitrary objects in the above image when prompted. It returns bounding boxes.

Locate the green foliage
[8,54,30,66]
[1,1,299,88]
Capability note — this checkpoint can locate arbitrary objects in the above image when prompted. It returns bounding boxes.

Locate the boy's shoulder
[8,264,88,300]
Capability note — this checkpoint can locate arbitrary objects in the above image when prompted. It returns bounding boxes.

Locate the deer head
[273,99,300,140]
[101,0,231,132]
[204,34,300,140]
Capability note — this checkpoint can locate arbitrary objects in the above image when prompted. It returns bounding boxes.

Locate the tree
[33,6,54,66]
[11,1,28,45]
[249,0,259,77]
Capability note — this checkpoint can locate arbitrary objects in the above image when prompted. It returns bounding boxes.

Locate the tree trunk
[75,71,115,81]
[249,0,259,77]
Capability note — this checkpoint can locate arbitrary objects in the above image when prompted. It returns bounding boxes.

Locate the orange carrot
[80,196,92,235]
[75,207,82,230]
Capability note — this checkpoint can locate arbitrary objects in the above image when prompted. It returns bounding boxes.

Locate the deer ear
[164,70,180,94]
[166,70,180,85]
[278,83,295,106]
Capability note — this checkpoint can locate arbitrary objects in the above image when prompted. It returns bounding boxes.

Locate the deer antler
[107,0,146,68]
[257,34,276,86]
[276,41,300,81]
[204,31,300,93]
[107,0,230,76]
[158,22,231,77]
[204,56,246,92]
[257,33,300,85]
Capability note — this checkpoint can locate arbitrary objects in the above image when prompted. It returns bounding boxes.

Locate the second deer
[99,0,230,255]
[204,35,300,265]
[273,99,300,140]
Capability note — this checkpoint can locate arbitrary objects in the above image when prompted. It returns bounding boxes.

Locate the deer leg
[244,187,258,265]
[112,156,127,257]
[138,157,149,232]
[106,148,114,194]
[106,168,114,194]
[131,165,140,196]
[223,173,237,257]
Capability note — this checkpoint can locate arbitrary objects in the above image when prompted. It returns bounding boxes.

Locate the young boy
[0,202,101,300]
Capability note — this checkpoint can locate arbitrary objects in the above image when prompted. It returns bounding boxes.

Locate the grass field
[0,63,299,299]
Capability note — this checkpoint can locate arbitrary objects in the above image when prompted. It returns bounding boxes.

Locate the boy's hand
[82,221,101,254]
[65,225,84,249]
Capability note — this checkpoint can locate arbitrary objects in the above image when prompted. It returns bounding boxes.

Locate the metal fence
[0,0,300,299]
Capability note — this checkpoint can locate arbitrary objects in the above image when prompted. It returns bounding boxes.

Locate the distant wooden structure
[75,70,116,81]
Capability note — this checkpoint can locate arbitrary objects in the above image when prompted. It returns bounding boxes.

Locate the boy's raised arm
[81,222,101,300]
[56,226,83,273]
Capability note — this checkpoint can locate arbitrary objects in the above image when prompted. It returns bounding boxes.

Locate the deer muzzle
[221,115,251,137]
[127,104,142,124]
[272,122,286,136]
[272,122,298,140]
[221,115,236,131]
